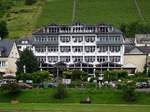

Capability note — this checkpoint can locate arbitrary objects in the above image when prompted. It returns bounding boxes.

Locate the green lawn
[0,88,150,104]
[0,103,150,112]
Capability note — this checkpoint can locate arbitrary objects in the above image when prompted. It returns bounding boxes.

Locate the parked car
[35,83,44,88]
[136,82,149,88]
[48,83,57,88]
[18,82,32,89]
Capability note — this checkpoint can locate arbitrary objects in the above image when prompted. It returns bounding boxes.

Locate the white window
[60,56,70,62]
[60,46,71,52]
[97,56,108,62]
[0,60,6,67]
[85,56,95,62]
[85,46,95,53]
[72,46,83,52]
[72,56,83,62]
[110,56,120,62]
[48,56,58,63]
[97,46,108,53]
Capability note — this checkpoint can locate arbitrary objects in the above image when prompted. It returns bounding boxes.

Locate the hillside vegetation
[0,0,43,39]
[1,0,150,38]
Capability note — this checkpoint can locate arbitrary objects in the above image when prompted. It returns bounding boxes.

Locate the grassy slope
[0,103,150,112]
[137,0,150,24]
[0,88,150,104]
[36,0,73,27]
[76,0,140,26]
[2,0,43,39]
[1,0,150,38]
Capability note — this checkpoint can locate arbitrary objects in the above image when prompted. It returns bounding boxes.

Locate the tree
[95,70,100,80]
[25,0,37,5]
[103,70,110,81]
[0,21,8,39]
[122,82,136,102]
[71,69,88,81]
[52,84,68,99]
[16,71,49,83]
[16,48,39,73]
[31,71,49,83]
[63,69,72,79]
[120,22,150,38]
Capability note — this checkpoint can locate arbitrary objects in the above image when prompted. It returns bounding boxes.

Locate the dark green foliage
[71,70,88,81]
[103,71,111,81]
[25,0,37,5]
[16,48,39,73]
[63,69,72,79]
[63,69,88,81]
[31,71,49,83]
[95,70,100,80]
[120,22,150,38]
[0,21,8,39]
[104,70,128,81]
[122,82,136,102]
[52,84,68,99]
[111,70,128,79]
[0,82,20,95]
[16,71,49,83]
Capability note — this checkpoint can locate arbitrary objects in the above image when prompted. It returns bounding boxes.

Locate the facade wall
[124,54,146,72]
[31,23,124,66]
[32,34,124,65]
[0,43,19,73]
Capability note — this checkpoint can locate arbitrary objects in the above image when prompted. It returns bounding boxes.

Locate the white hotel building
[17,23,131,74]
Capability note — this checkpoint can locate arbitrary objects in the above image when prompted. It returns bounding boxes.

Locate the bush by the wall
[122,82,136,102]
[52,84,68,99]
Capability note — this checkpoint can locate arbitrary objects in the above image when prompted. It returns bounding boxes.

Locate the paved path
[134,0,145,22]
[136,88,150,92]
[72,0,76,23]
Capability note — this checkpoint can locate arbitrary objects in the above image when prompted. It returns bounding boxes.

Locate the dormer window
[22,41,28,44]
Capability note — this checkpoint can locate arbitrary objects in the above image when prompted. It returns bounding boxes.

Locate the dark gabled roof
[138,46,150,54]
[125,45,135,53]
[125,45,150,54]
[16,37,33,45]
[0,40,14,57]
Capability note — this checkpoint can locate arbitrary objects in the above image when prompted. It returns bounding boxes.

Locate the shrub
[0,82,21,95]
[25,0,37,5]
[122,82,136,102]
[52,84,68,99]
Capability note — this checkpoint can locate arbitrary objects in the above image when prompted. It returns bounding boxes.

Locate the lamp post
[23,65,26,73]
